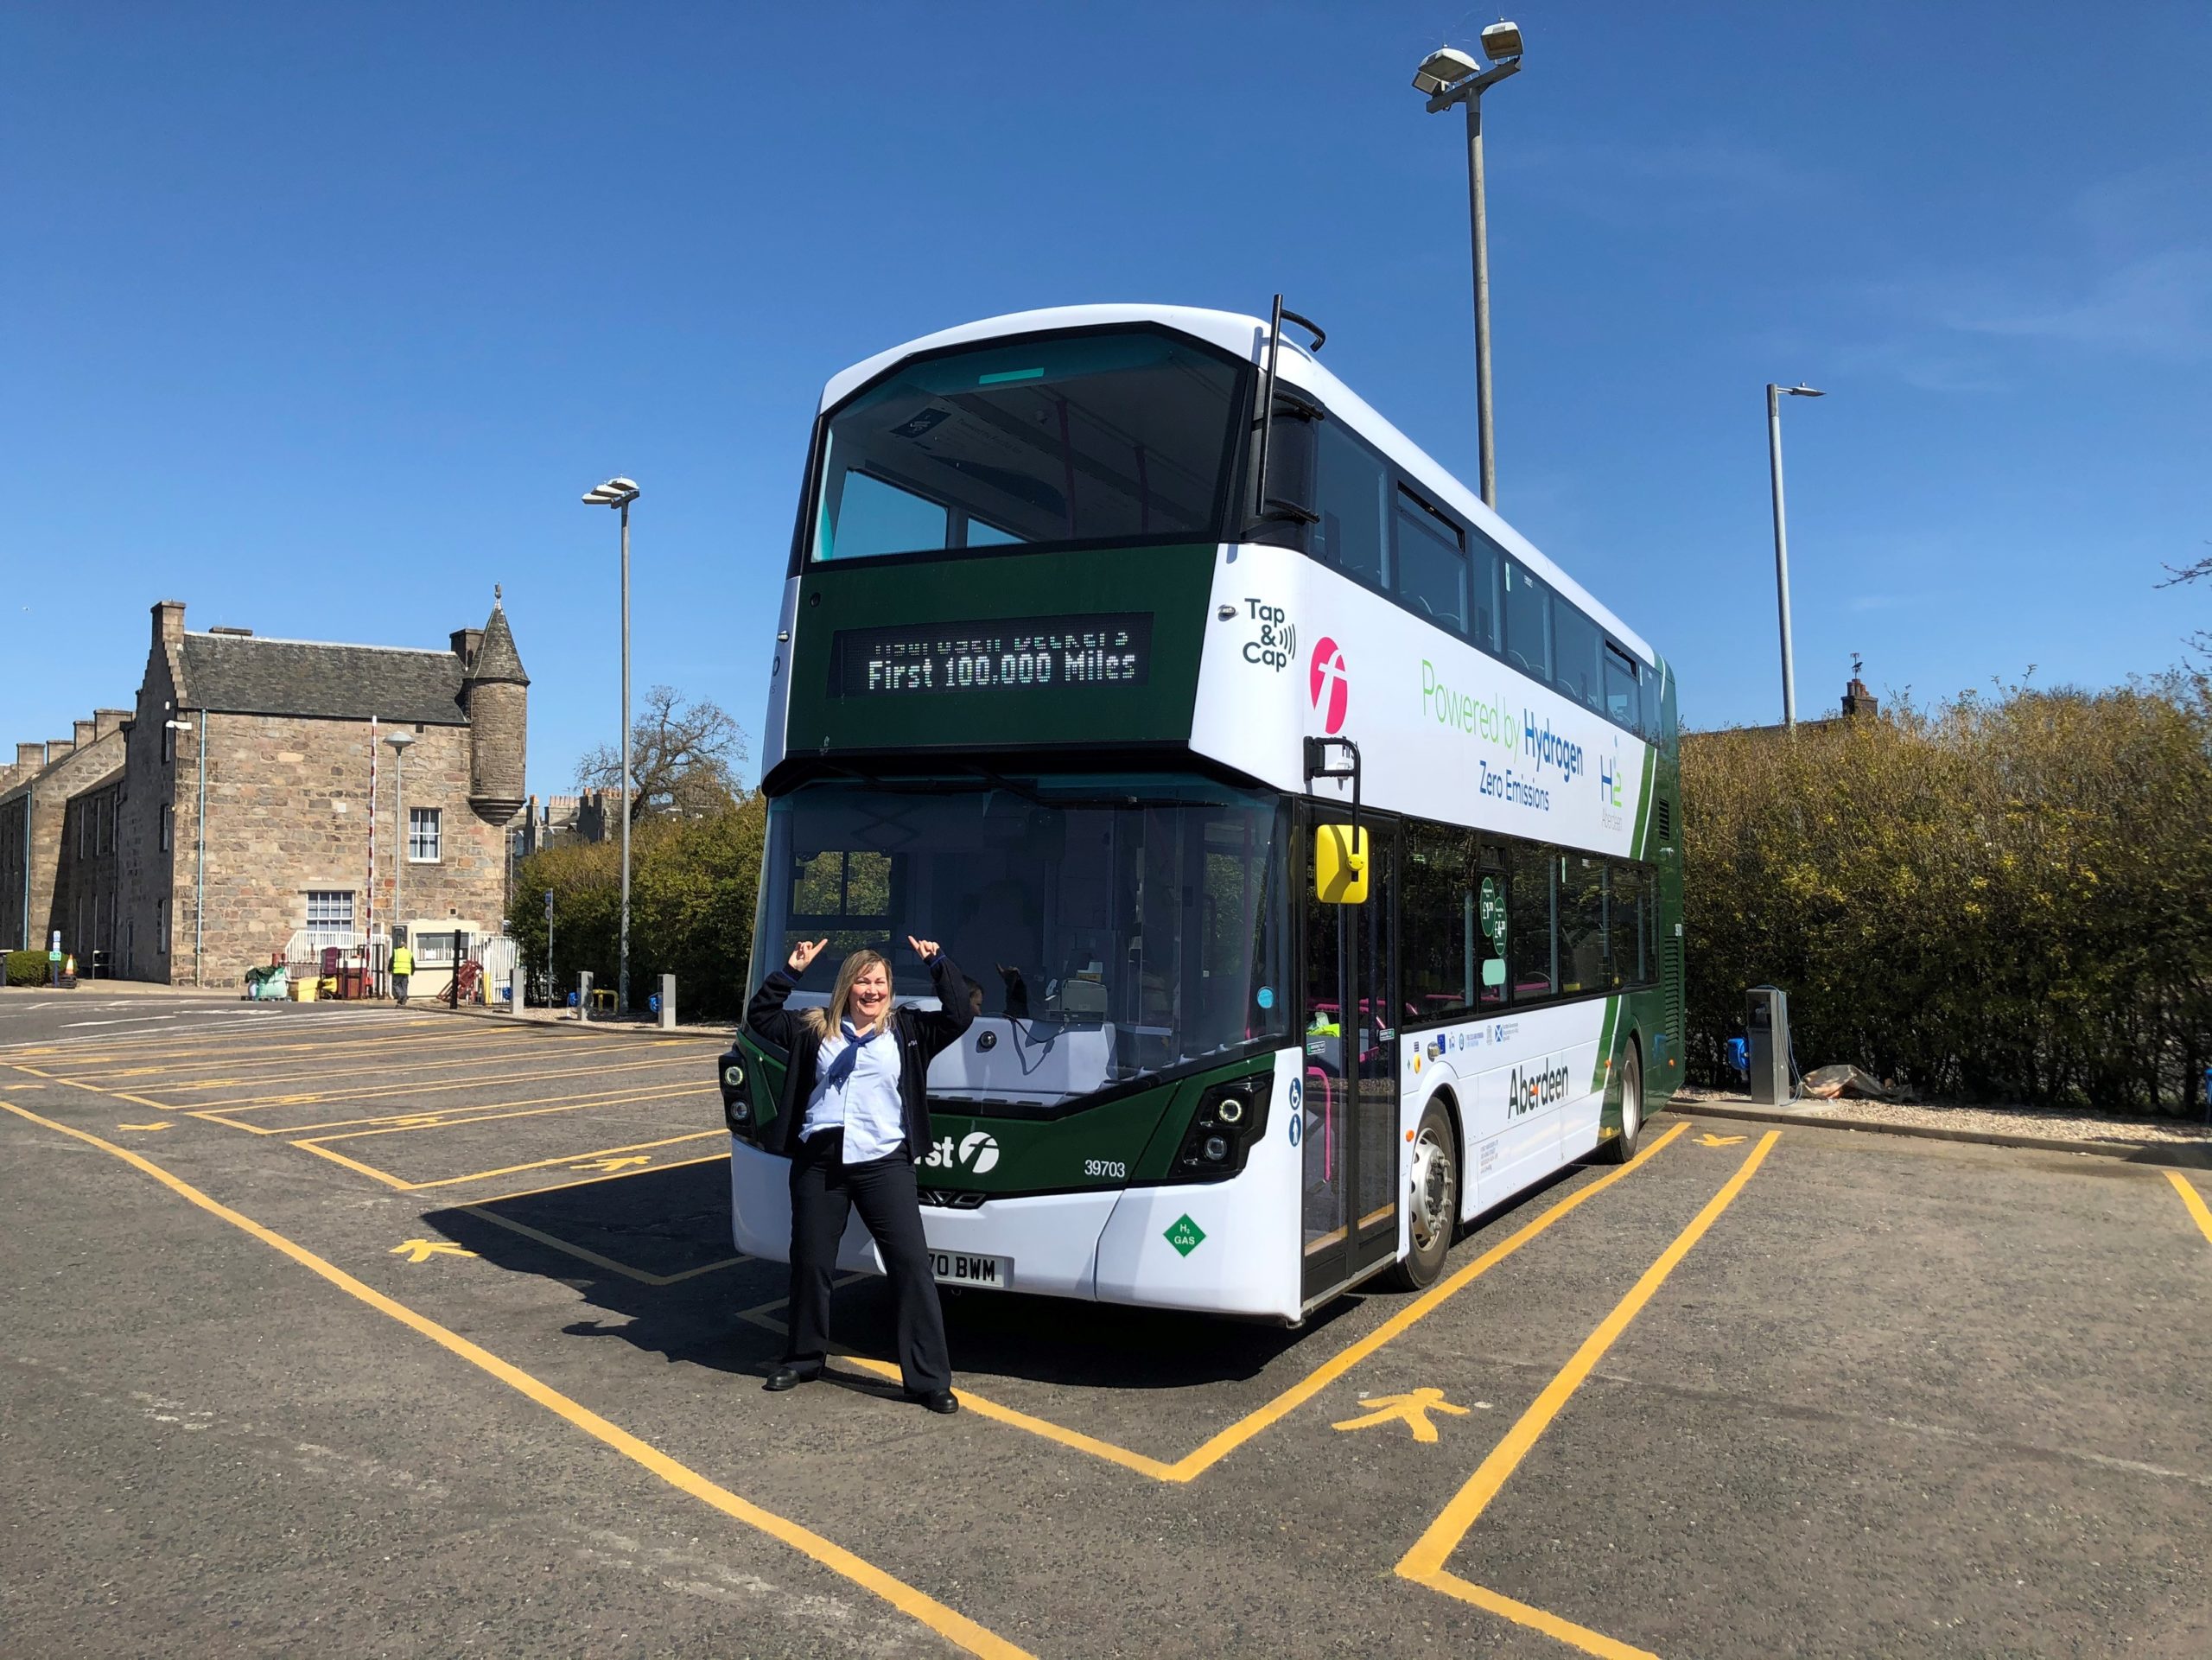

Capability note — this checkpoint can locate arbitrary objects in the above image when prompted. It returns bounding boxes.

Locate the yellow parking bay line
[1395,1129,1780,1660]
[801,1121,1693,1485]
[2168,1170,2212,1246]
[0,1100,1031,1660]
[462,1149,731,1207]
[292,1128,727,1193]
[201,1077,715,1136]
[149,1047,702,1106]
[458,1205,748,1287]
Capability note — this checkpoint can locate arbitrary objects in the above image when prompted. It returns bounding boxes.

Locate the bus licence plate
[930,1250,1009,1289]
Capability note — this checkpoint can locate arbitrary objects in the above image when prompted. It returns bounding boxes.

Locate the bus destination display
[831,613,1153,697]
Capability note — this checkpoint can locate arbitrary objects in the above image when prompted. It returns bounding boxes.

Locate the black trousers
[785,1130,950,1393]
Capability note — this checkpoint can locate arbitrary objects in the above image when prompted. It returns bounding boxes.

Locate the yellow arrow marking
[118,1120,174,1131]
[571,1155,650,1173]
[1699,1132,1748,1146]
[1332,1387,1471,1444]
[274,1094,323,1105]
[383,1115,446,1129]
[390,1238,478,1264]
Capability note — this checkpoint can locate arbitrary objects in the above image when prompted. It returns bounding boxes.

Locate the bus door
[1301,810,1399,1305]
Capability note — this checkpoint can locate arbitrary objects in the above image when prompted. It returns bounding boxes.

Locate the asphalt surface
[3,989,2207,1659]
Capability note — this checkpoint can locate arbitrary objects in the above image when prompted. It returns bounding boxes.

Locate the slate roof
[176,633,468,725]
[474,603,529,685]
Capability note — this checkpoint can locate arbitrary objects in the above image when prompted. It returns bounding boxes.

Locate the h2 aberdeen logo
[1309,636,1350,735]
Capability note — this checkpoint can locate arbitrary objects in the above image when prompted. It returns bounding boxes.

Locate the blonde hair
[802,948,893,1040]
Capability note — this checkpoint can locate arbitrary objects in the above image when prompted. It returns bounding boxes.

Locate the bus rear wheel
[1597,1043,1643,1164]
[1382,1097,1457,1291]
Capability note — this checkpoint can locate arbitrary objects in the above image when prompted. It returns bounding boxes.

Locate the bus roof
[819,303,1656,668]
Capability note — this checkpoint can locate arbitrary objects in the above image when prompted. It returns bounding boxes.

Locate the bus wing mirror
[1313,824,1370,905]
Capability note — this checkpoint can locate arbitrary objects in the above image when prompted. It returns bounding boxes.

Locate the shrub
[1681,672,2212,1114]
[6,948,52,987]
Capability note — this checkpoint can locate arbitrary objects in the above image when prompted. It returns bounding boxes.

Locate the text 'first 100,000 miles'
[833,613,1153,697]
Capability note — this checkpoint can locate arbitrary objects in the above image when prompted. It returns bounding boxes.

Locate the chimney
[46,737,75,763]
[1841,655,1878,719]
[154,599,186,646]
[16,741,44,774]
[451,627,485,671]
[73,719,96,750]
[94,708,130,741]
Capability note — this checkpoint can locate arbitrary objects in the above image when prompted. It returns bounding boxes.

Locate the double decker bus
[720,303,1681,1323]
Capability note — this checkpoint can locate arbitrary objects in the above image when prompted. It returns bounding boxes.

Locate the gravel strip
[1671,1088,2211,1148]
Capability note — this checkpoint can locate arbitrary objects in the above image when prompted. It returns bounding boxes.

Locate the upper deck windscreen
[810,330,1244,563]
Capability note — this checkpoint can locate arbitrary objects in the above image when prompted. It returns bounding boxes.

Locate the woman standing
[746,934,974,1413]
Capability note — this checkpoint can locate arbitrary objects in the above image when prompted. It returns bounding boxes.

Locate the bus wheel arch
[1596,1033,1645,1165]
[1382,1088,1459,1291]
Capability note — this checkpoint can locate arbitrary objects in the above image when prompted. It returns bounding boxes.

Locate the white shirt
[798,1018,906,1163]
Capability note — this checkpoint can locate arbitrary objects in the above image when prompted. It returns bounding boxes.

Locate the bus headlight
[722,1063,746,1090]
[1172,1065,1273,1181]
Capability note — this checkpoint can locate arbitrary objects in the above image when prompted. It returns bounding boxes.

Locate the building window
[156,899,168,956]
[162,722,175,765]
[159,805,172,852]
[408,807,442,863]
[79,809,89,857]
[305,890,355,948]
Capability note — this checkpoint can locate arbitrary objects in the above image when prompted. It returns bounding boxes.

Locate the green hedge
[1681,672,2212,1113]
[6,948,52,987]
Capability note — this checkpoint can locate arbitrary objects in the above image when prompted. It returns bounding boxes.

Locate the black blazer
[745,952,975,1161]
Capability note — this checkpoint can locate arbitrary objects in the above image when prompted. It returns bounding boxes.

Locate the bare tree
[576,686,747,822]
[2158,545,2212,659]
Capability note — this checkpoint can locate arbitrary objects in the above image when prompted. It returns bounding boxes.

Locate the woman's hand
[786,938,829,976]
[906,935,941,963]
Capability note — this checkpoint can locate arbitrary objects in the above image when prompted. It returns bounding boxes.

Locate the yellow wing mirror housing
[1313,824,1370,905]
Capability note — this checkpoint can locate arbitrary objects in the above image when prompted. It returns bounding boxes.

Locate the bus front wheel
[1382,1097,1458,1291]
[1597,1042,1643,1164]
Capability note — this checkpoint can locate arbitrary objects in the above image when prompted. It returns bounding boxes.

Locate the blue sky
[5,2,2207,792]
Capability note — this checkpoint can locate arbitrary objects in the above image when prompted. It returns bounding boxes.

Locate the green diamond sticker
[1163,1215,1206,1257]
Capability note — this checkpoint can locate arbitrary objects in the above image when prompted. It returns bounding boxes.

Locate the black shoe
[906,1388,959,1415]
[763,1365,821,1392]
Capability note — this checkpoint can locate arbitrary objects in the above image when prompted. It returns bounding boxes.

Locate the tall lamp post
[1414,21,1525,509]
[582,475,640,1012]
[385,730,414,976]
[1765,383,1826,728]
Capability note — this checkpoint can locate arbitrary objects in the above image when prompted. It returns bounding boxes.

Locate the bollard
[659,973,676,1031]
[509,962,525,1014]
[577,969,593,1022]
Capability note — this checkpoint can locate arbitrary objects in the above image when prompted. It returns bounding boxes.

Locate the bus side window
[1553,597,1603,714]
[1508,840,1557,1003]
[1467,527,1502,654]
[1395,487,1469,636]
[1503,559,1551,685]
[1604,641,1641,731]
[1310,420,1389,592]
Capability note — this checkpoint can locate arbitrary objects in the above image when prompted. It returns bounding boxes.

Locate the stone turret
[462,591,528,824]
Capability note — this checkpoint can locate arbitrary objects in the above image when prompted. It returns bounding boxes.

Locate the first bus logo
[1309,637,1349,735]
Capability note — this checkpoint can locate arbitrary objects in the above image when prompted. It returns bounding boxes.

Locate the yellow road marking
[2168,1170,2212,1246]
[201,1077,715,1136]
[118,1120,173,1131]
[776,1123,1692,1485]
[461,1150,731,1207]
[1332,1387,1470,1443]
[45,1023,494,1075]
[1395,1130,1779,1659]
[146,1048,705,1106]
[1697,1132,1746,1147]
[391,1238,478,1263]
[289,1083,713,1146]
[455,1205,748,1287]
[0,1099,1030,1660]
[290,1129,726,1193]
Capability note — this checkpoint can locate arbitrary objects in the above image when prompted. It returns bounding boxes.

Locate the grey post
[659,972,676,1032]
[1417,27,1524,510]
[509,960,525,1015]
[1765,382,1826,729]
[577,968,592,1022]
[384,730,415,968]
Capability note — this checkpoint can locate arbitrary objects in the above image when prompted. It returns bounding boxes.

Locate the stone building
[1,596,528,987]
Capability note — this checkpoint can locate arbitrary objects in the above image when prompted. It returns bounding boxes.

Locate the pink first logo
[1308,636,1349,735]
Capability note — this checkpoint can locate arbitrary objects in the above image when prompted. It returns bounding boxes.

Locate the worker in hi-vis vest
[390,939,414,1005]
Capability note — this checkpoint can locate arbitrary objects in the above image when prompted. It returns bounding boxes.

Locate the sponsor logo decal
[923,1130,1001,1173]
[1599,741,1628,832]
[1509,1059,1572,1118]
[1240,599,1296,671]
[1309,636,1350,735]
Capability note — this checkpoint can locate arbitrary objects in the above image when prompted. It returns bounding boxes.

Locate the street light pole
[385,731,413,969]
[582,477,641,1014]
[1416,24,1525,510]
[1765,382,1826,728]
[618,493,631,1014]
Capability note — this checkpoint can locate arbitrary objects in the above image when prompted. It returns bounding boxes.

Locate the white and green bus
[721,303,1682,1322]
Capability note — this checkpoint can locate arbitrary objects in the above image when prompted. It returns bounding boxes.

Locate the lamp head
[582,476,640,507]
[1783,384,1826,398]
[1413,46,1481,95]
[385,731,415,750]
[1479,20,1524,65]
